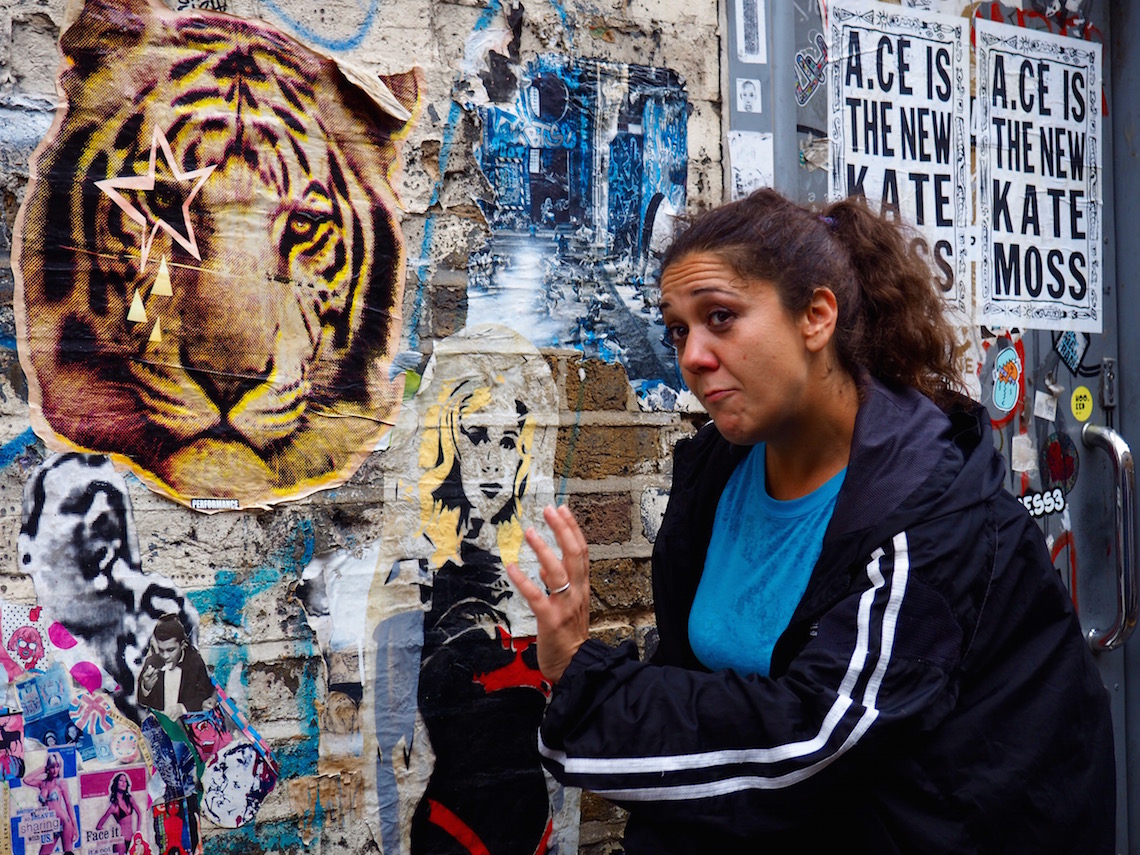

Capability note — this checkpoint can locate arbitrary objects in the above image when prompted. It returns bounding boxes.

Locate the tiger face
[14,0,421,509]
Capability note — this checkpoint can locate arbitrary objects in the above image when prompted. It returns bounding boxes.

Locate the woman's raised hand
[506,504,591,684]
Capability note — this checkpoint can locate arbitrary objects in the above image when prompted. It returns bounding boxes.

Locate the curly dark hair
[660,189,965,409]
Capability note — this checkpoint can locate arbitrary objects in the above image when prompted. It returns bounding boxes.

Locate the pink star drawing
[95,126,215,270]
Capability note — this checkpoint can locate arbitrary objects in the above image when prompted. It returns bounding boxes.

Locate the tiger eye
[151,184,180,214]
[287,213,317,238]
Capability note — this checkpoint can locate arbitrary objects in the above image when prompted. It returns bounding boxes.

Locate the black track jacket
[540,380,1114,854]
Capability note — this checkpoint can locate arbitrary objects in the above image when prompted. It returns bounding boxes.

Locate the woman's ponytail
[824,197,965,408]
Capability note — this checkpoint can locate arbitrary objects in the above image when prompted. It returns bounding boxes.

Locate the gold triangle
[127,289,147,324]
[151,256,173,296]
[149,318,162,343]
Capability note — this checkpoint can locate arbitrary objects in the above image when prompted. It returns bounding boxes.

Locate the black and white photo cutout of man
[137,615,216,720]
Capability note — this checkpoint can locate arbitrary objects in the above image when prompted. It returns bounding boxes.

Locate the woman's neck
[764,370,859,501]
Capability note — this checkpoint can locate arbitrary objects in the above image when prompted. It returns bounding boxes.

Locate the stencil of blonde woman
[369,327,555,855]
[367,327,565,855]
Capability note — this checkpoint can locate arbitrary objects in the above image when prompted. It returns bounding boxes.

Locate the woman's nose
[679,329,718,373]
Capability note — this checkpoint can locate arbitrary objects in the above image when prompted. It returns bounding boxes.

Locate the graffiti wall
[1,0,1114,849]
[467,54,689,405]
[0,0,714,849]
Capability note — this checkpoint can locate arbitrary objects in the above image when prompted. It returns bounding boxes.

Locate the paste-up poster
[78,765,152,855]
[13,0,422,510]
[295,542,381,763]
[19,454,199,711]
[0,716,26,782]
[828,1,971,314]
[10,747,81,855]
[734,0,768,63]
[469,55,688,407]
[728,131,774,200]
[199,740,277,828]
[362,326,578,855]
[152,796,199,855]
[976,18,1102,332]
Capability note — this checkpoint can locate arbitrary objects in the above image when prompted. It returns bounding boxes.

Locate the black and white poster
[733,0,767,63]
[976,18,1102,332]
[828,1,971,314]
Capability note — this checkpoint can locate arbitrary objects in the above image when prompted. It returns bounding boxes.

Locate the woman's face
[660,252,831,447]
[457,408,525,525]
[203,745,258,825]
[190,716,229,755]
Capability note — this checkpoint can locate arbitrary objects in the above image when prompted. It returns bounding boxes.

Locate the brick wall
[0,0,721,849]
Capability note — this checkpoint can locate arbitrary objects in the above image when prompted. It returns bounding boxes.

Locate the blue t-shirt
[688,443,846,677]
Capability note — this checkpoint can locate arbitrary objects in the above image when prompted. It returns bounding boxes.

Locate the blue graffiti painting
[469,55,688,406]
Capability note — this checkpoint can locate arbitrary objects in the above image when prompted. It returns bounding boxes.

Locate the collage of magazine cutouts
[0,603,277,855]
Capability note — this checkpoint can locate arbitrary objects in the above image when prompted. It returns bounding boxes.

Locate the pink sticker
[48,622,78,649]
[70,662,103,694]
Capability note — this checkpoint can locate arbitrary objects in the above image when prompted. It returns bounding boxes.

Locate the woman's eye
[708,309,733,327]
[500,437,516,450]
[662,325,686,348]
[462,425,490,445]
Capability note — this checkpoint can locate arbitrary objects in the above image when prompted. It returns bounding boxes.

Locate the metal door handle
[1081,423,1137,651]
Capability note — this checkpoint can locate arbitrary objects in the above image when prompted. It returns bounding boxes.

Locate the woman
[24,750,78,855]
[507,189,1115,853]
[96,772,142,855]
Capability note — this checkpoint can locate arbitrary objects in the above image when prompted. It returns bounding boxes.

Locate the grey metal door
[745,1,1134,850]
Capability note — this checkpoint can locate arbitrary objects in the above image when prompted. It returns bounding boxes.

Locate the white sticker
[1011,434,1037,473]
[1019,487,1067,519]
[1034,390,1058,422]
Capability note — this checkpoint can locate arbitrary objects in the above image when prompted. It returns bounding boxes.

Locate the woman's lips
[702,388,734,404]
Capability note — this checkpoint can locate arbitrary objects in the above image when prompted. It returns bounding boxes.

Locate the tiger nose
[181,341,273,415]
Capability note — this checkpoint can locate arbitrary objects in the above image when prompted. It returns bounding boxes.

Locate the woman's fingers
[543,504,589,584]
[524,524,569,591]
[505,563,546,611]
[507,505,592,683]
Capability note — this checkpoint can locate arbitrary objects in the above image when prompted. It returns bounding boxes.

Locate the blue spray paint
[260,0,380,52]
[188,520,322,792]
[203,818,312,854]
[0,429,39,470]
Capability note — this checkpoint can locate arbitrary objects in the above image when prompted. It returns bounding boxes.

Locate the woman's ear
[801,287,839,353]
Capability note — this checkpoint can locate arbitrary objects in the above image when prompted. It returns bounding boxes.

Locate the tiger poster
[12,0,423,510]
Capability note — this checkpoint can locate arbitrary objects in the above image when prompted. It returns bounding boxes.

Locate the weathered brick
[589,623,638,647]
[569,492,632,545]
[429,283,467,340]
[245,657,319,723]
[591,556,653,611]
[564,355,634,411]
[555,424,658,479]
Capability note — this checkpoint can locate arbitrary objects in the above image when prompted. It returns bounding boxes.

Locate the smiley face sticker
[1071,386,1094,422]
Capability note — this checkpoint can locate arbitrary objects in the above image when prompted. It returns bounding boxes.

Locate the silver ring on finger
[548,581,571,596]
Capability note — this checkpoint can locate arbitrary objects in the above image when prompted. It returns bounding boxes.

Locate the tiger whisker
[58,244,249,279]
[304,404,398,426]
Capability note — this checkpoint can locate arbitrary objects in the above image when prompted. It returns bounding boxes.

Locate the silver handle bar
[1082,422,1137,652]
